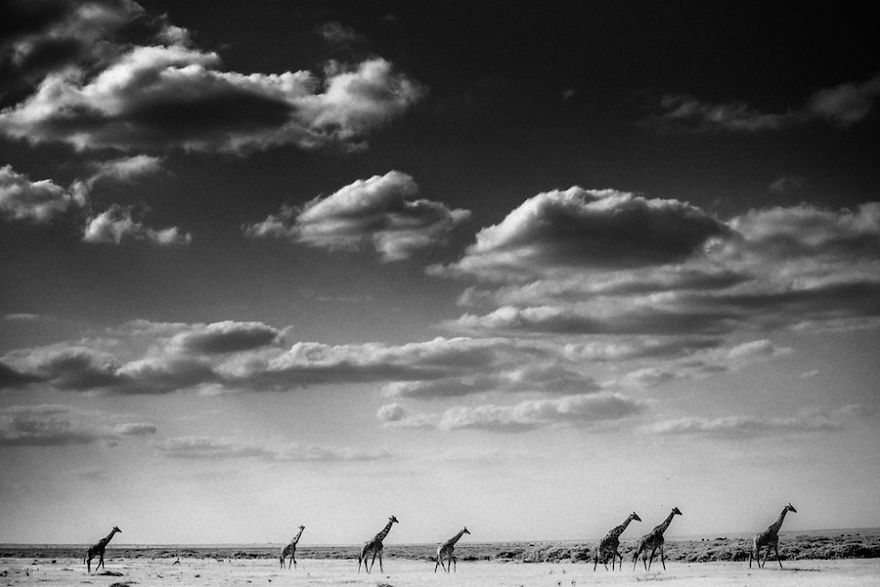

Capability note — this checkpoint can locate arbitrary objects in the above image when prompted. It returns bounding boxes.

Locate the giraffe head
[113,526,122,533]
[462,526,471,535]
[631,512,642,522]
[786,503,797,514]
[672,507,682,516]
[389,515,399,524]
[299,525,305,530]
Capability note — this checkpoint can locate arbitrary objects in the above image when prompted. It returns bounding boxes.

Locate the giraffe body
[594,512,641,571]
[280,525,305,569]
[632,508,682,571]
[434,527,470,573]
[357,515,398,574]
[749,503,796,569]
[84,526,121,574]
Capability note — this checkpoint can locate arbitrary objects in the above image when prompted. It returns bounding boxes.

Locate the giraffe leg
[357,553,363,574]
[292,552,297,569]
[762,544,771,568]
[593,550,598,572]
[434,556,440,573]
[632,547,640,571]
[98,552,105,570]
[452,555,457,572]
[647,546,657,570]
[660,543,666,570]
[775,544,783,569]
[378,551,384,574]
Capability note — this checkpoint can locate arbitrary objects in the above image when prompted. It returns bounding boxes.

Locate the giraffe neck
[446,529,467,546]
[374,520,394,543]
[769,508,789,534]
[292,528,304,545]
[104,528,118,544]
[611,514,636,539]
[654,511,676,536]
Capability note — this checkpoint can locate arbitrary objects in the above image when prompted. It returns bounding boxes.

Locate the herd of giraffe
[83,503,797,575]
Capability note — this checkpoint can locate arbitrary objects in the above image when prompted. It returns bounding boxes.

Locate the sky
[1,0,879,546]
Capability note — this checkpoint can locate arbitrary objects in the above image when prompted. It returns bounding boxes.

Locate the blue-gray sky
[1,0,878,545]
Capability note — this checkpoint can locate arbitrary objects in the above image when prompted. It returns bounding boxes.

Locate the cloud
[806,72,880,126]
[317,21,367,50]
[155,435,390,461]
[0,404,157,447]
[245,171,470,261]
[646,405,870,438]
[83,204,191,245]
[645,94,794,132]
[433,187,728,281]
[439,199,880,337]
[647,71,880,132]
[607,339,793,390]
[769,176,807,196]
[166,321,284,354]
[382,364,599,399]
[1,161,188,245]
[0,164,78,223]
[379,392,645,432]
[0,2,424,155]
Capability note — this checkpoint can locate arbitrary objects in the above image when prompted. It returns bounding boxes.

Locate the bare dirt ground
[2,557,879,586]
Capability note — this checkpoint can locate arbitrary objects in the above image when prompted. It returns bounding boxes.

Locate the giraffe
[279,525,305,569]
[593,512,641,571]
[84,526,121,573]
[632,507,682,571]
[357,515,398,574]
[749,503,797,569]
[434,527,470,573]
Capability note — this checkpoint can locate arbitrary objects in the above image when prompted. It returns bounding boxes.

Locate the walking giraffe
[632,507,682,571]
[749,503,797,569]
[279,525,305,569]
[84,526,121,573]
[434,527,470,573]
[357,515,398,574]
[594,512,641,571]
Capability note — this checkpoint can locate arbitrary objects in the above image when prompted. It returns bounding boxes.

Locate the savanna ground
[2,533,879,586]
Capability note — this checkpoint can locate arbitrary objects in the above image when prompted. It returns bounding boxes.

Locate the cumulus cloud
[0,164,78,223]
[155,435,390,461]
[439,196,880,337]
[379,391,645,432]
[646,405,870,438]
[83,204,191,245]
[0,1,423,154]
[1,161,188,245]
[433,187,727,281]
[245,171,470,261]
[647,71,880,133]
[0,404,157,447]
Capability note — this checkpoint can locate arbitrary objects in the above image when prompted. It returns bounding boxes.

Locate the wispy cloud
[245,171,470,261]
[83,204,191,246]
[645,405,871,438]
[0,404,156,447]
[155,435,391,462]
[646,71,880,133]
[378,392,645,432]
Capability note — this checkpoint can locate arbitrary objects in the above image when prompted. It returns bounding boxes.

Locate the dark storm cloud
[433,188,728,281]
[245,171,470,261]
[0,403,157,447]
[647,71,880,132]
